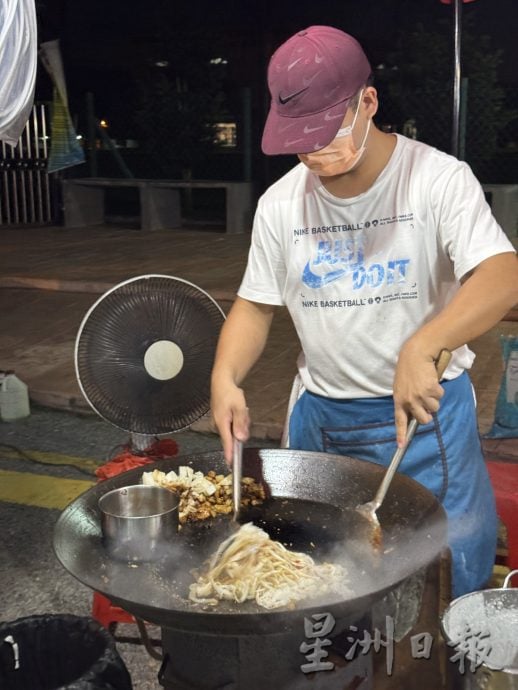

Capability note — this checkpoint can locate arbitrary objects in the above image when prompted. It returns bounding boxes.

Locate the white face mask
[298,91,371,176]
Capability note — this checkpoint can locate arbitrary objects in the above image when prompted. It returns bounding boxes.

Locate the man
[210,25,518,597]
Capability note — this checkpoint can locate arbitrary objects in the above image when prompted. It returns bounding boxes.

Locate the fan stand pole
[130,432,156,453]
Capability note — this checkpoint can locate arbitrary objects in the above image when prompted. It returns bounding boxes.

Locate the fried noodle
[189,523,350,610]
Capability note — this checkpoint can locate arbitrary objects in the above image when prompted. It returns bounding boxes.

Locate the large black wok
[53,448,447,635]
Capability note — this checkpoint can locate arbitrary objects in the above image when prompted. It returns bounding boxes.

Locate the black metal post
[451,0,463,158]
[459,77,469,161]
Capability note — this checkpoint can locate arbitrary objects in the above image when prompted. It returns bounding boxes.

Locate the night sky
[37,0,518,86]
[34,0,518,144]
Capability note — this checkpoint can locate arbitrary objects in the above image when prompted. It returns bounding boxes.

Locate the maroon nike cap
[262,26,372,155]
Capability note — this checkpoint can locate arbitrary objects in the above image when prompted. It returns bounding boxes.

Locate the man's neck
[319,129,397,199]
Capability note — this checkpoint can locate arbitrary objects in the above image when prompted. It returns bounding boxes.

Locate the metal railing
[0,104,54,226]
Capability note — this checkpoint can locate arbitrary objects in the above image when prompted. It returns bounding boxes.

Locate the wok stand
[157,614,374,690]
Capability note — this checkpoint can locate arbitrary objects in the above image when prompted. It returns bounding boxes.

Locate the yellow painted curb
[0,447,101,473]
[0,469,95,510]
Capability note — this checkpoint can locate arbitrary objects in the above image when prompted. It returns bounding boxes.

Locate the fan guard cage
[75,274,226,435]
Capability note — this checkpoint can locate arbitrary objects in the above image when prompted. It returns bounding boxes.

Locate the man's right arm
[210,296,275,462]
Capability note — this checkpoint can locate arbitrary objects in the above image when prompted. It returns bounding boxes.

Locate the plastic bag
[0,0,37,146]
[485,335,518,438]
[95,438,179,481]
[0,614,133,689]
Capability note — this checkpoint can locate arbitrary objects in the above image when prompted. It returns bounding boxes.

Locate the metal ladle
[357,348,452,548]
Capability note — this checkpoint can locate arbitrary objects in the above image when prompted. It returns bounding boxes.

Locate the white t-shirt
[238,135,515,398]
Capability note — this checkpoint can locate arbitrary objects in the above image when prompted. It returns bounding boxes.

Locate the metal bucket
[441,570,518,689]
[99,484,179,562]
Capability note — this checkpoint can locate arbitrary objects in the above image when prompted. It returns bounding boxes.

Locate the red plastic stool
[92,592,135,630]
[486,461,518,575]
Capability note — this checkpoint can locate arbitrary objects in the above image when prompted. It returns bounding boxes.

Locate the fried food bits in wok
[142,466,266,525]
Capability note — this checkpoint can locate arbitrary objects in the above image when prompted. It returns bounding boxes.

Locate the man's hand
[209,297,275,464]
[211,382,250,464]
[392,252,518,446]
[393,345,445,448]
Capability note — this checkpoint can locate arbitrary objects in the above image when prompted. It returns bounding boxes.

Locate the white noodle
[189,523,350,610]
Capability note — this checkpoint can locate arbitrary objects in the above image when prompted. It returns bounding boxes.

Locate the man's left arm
[393,251,518,446]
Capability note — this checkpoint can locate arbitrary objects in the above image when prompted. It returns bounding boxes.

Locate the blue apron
[288,371,497,598]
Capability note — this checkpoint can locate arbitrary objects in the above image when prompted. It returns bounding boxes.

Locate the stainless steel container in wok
[53,448,447,636]
[99,484,179,562]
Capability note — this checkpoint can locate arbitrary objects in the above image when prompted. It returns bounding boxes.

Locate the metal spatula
[357,349,452,548]
[232,438,243,523]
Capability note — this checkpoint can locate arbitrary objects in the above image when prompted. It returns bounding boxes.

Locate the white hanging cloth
[0,0,38,146]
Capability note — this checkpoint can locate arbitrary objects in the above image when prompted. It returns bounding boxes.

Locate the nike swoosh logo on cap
[324,111,344,121]
[278,86,308,104]
[302,70,323,88]
[303,125,324,134]
[284,137,305,147]
[288,57,303,71]
[325,85,340,98]
[278,121,299,133]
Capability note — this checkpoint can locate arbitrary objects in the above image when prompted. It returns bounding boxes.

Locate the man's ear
[363,86,379,118]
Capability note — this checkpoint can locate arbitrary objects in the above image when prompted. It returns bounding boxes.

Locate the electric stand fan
[75,274,226,454]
